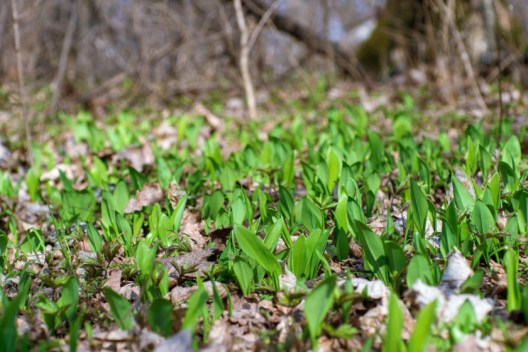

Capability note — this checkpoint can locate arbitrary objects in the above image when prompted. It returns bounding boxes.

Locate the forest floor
[1,81,528,351]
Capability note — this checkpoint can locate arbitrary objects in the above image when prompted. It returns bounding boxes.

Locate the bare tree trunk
[234,0,257,120]
[10,0,32,164]
[51,0,79,116]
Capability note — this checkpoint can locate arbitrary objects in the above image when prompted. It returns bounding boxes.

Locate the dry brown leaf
[169,280,227,305]
[125,182,164,213]
[161,248,217,282]
[112,139,154,172]
[104,268,122,292]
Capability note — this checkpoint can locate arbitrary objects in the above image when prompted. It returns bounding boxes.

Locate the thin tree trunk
[51,0,79,116]
[10,0,32,164]
[234,0,257,120]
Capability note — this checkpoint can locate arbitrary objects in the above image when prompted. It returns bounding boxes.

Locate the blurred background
[0,0,527,117]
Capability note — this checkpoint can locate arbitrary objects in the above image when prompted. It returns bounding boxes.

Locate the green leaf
[233,256,253,295]
[148,299,174,337]
[129,167,147,193]
[57,278,79,323]
[410,179,428,236]
[471,201,496,235]
[408,300,437,352]
[383,293,403,352]
[233,225,281,276]
[136,240,157,281]
[326,147,342,193]
[407,255,433,287]
[504,249,521,311]
[452,177,474,211]
[501,136,521,168]
[0,294,21,352]
[384,241,406,279]
[289,234,308,279]
[86,223,102,253]
[170,194,188,233]
[112,181,129,214]
[305,276,337,346]
[182,286,208,333]
[103,288,133,330]
[354,221,389,285]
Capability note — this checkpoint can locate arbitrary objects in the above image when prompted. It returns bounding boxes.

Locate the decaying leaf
[124,182,164,213]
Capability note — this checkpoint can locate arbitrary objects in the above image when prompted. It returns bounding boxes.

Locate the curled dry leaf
[161,248,218,283]
[338,278,390,301]
[124,182,164,214]
[408,279,493,323]
[154,329,192,352]
[279,264,297,291]
[40,163,81,182]
[440,249,473,294]
[169,280,228,305]
[104,268,122,292]
[168,182,186,209]
[152,121,178,151]
[112,139,154,172]
[201,319,230,352]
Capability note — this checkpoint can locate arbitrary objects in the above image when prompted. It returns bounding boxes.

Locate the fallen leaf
[125,182,164,213]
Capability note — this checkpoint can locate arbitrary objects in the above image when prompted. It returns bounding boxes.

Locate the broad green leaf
[383,293,403,352]
[264,218,284,252]
[499,161,517,194]
[233,257,253,295]
[57,278,79,323]
[233,225,281,276]
[0,294,21,352]
[354,221,389,285]
[305,276,336,346]
[471,201,496,235]
[129,167,147,192]
[407,255,433,287]
[327,147,342,192]
[384,241,406,279]
[408,300,437,352]
[103,288,133,330]
[504,249,521,311]
[112,181,129,214]
[289,234,307,279]
[501,136,521,168]
[170,193,188,233]
[410,179,428,236]
[148,299,173,337]
[452,177,474,211]
[182,285,208,333]
[136,240,157,281]
[86,223,102,253]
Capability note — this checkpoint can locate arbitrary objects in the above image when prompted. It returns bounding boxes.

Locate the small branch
[493,0,504,152]
[234,0,257,119]
[50,0,79,116]
[247,0,278,51]
[10,0,32,164]
[435,0,488,112]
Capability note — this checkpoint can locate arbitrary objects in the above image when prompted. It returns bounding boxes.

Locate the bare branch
[234,0,257,120]
[10,0,32,164]
[50,0,79,116]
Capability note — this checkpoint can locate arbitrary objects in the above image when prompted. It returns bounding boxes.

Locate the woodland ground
[0,82,528,351]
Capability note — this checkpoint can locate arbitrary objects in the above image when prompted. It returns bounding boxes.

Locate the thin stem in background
[10,0,32,164]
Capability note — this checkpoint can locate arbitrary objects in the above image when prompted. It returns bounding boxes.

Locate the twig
[493,0,504,152]
[234,0,257,119]
[435,0,488,113]
[10,0,32,164]
[247,0,278,51]
[50,0,79,116]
